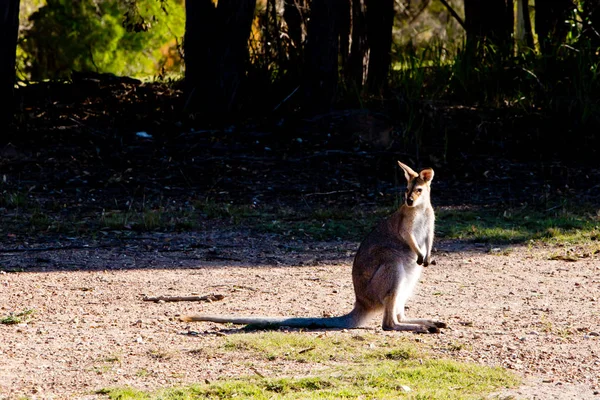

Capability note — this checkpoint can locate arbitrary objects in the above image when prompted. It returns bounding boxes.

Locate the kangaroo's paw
[416,255,424,265]
[423,255,435,267]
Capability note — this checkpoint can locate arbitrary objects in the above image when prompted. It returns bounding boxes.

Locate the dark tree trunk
[184,0,216,113]
[522,0,534,49]
[303,0,340,112]
[535,0,575,55]
[464,0,513,58]
[0,0,20,129]
[283,0,305,81]
[284,0,304,49]
[346,0,368,91]
[339,0,351,67]
[218,0,257,113]
[365,0,394,95]
[184,0,257,120]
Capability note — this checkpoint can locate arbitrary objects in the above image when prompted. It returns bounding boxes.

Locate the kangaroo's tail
[180,309,365,329]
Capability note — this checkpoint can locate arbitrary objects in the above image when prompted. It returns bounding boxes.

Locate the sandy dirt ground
[1,231,599,399]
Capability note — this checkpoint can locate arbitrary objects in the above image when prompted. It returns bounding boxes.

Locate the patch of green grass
[254,207,389,241]
[101,332,518,399]
[101,358,516,399]
[29,211,50,229]
[194,200,261,222]
[224,332,418,363]
[436,205,600,245]
[215,201,599,244]
[99,209,198,232]
[0,191,29,208]
[1,309,35,325]
[185,200,600,244]
[135,369,151,378]
[147,348,175,361]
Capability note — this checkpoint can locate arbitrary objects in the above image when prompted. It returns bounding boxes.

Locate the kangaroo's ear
[398,161,418,182]
[419,168,434,183]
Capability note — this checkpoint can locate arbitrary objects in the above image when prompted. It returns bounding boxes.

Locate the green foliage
[18,0,184,80]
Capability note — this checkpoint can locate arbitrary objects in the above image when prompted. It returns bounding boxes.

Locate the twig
[304,190,355,197]
[143,294,225,302]
[272,86,300,111]
[409,0,431,25]
[438,0,465,31]
[298,346,316,354]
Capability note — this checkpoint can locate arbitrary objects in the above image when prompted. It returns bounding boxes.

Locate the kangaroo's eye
[416,188,422,193]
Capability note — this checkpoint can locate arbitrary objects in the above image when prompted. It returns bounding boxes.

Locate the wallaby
[180,161,446,333]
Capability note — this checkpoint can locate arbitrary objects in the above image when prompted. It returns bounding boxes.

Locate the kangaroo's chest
[411,211,432,245]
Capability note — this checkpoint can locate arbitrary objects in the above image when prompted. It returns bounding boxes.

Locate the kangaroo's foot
[382,323,429,333]
[382,321,446,334]
[395,318,447,333]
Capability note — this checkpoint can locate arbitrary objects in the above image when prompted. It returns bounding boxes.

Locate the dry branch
[143,294,225,302]
[438,0,465,30]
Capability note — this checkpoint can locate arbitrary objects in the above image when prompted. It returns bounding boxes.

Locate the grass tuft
[1,309,35,325]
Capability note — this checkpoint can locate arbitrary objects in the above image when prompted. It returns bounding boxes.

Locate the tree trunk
[516,0,534,50]
[0,0,20,130]
[184,0,215,113]
[303,0,340,112]
[282,0,305,82]
[522,0,534,49]
[464,0,513,58]
[365,0,394,95]
[284,0,304,49]
[346,0,368,91]
[535,0,575,55]
[339,0,351,67]
[184,0,257,120]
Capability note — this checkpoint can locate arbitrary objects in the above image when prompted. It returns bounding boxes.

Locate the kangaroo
[180,161,446,333]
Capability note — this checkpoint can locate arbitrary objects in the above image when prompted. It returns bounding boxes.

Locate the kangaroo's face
[404,179,429,207]
[397,161,434,208]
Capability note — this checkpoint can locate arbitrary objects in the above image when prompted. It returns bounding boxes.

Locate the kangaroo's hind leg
[394,264,446,333]
[371,262,433,333]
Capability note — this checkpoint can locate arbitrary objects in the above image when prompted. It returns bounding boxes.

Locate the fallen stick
[143,294,225,303]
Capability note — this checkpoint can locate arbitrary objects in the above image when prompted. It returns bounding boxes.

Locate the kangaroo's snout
[406,198,414,206]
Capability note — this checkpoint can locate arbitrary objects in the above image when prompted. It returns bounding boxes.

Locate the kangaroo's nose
[406,198,413,205]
